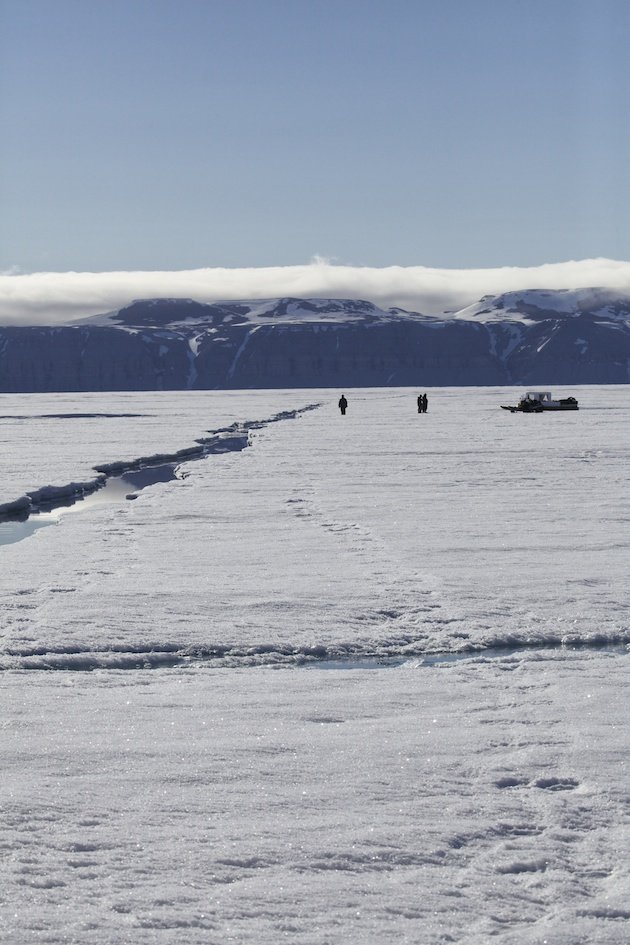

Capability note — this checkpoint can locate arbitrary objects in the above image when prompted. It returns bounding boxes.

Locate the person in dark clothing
[422,393,428,413]
[338,394,348,415]
[417,394,423,414]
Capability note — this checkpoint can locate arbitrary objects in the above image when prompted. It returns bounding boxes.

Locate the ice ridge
[1,637,627,673]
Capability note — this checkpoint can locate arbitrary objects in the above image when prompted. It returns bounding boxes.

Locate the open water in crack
[0,406,319,548]
[0,463,179,547]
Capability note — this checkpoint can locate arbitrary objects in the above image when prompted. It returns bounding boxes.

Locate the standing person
[422,392,428,413]
[338,394,348,416]
[417,394,423,414]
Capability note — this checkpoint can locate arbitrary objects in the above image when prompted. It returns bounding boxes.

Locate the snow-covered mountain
[1,290,629,391]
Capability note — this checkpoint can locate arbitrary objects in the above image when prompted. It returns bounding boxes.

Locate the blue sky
[1,0,628,273]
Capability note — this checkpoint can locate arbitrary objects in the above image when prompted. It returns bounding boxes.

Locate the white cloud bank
[1,258,630,325]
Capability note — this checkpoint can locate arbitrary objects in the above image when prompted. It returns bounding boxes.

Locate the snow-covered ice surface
[1,386,629,943]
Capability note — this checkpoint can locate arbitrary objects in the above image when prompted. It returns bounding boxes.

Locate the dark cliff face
[0,294,629,392]
[0,326,191,392]
[0,319,507,391]
[194,320,507,389]
[494,315,630,385]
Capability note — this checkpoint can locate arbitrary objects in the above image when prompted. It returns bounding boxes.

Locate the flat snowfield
[1,386,629,944]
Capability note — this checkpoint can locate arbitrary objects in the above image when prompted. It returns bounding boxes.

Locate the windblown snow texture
[1,288,629,391]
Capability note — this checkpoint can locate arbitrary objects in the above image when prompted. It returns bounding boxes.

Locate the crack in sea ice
[0,404,321,545]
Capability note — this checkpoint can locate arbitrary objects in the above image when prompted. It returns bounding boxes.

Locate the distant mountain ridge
[1,289,629,391]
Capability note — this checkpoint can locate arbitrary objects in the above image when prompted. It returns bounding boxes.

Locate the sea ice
[0,385,628,943]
